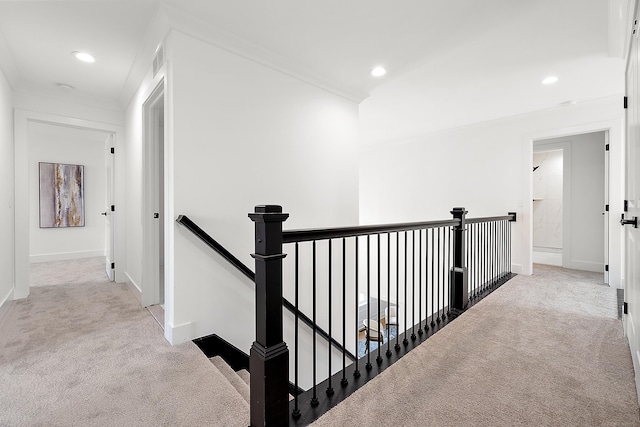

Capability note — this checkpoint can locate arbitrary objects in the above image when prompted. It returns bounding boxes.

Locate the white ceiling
[0,0,630,142]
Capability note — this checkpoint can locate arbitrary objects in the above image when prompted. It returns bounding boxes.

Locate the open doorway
[142,81,165,325]
[532,131,607,280]
[27,121,115,286]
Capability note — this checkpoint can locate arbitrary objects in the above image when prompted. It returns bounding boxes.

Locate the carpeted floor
[0,259,249,426]
[3,260,638,426]
[313,265,640,426]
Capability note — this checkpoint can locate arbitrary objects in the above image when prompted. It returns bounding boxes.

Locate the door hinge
[110,147,115,154]
[605,144,609,151]
[111,205,115,212]
[624,96,628,109]
[624,302,628,315]
[605,264,609,272]
[111,262,115,269]
[624,200,629,212]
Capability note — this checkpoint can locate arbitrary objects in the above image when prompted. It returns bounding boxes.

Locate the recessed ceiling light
[56,83,74,90]
[72,51,95,63]
[371,66,386,77]
[542,76,558,85]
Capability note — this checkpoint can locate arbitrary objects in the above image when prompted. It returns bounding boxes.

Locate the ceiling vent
[152,45,165,77]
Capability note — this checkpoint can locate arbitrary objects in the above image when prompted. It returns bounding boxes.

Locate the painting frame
[38,162,85,228]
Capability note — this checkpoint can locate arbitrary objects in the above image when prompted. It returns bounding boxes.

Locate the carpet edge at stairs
[210,356,250,404]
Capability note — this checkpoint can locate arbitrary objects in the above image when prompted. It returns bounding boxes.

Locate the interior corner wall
[167,31,359,348]
[28,122,107,262]
[359,95,623,281]
[0,69,14,309]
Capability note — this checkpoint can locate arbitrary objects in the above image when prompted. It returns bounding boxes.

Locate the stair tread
[237,369,250,386]
[210,356,250,404]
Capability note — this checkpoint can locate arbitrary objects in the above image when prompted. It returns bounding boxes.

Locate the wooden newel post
[450,207,468,314]
[248,205,290,426]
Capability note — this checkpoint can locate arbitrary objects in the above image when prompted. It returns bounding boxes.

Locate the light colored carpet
[312,265,640,427]
[1,259,249,426]
[30,256,108,287]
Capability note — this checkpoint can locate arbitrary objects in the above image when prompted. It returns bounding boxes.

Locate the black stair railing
[175,215,356,362]
[248,205,516,426]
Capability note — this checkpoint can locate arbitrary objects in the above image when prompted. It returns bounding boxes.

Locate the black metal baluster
[311,241,319,407]
[403,231,409,347]
[386,232,392,358]
[376,234,383,365]
[446,226,451,318]
[436,227,441,324]
[425,228,430,332]
[327,240,334,397]
[411,230,416,341]
[493,221,497,286]
[431,228,435,328]
[418,229,423,336]
[292,243,300,419]
[366,235,372,371]
[395,232,401,352]
[354,237,360,378]
[341,238,348,387]
[466,224,470,301]
[485,222,489,292]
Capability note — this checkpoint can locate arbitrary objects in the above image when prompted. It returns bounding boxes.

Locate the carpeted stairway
[210,356,251,405]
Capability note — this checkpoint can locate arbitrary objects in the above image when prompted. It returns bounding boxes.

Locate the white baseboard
[0,287,14,324]
[30,250,104,263]
[165,321,194,345]
[565,260,603,273]
[511,264,525,274]
[124,272,142,306]
[532,251,563,267]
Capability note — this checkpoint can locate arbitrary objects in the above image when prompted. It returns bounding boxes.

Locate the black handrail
[283,213,516,244]
[466,212,517,224]
[177,215,254,280]
[283,219,459,243]
[176,214,356,362]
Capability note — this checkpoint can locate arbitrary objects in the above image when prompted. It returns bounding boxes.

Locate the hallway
[0,260,637,426]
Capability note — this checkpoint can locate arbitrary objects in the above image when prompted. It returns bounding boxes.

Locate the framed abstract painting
[39,162,85,228]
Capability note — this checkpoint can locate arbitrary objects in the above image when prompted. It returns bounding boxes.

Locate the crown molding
[161,3,368,104]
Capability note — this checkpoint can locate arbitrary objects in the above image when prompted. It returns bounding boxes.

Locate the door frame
[142,80,165,307]
[13,110,124,299]
[522,119,624,287]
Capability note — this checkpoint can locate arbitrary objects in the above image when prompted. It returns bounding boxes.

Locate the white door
[624,11,640,395]
[605,132,610,285]
[142,82,165,307]
[104,134,115,282]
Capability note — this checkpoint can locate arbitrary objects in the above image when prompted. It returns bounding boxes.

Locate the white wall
[28,122,108,262]
[0,69,14,313]
[165,30,360,347]
[359,95,624,285]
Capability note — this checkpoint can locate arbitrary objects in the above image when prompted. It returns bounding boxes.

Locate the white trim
[565,260,605,273]
[142,79,165,308]
[165,321,193,345]
[30,250,104,263]
[0,288,13,325]
[511,263,524,275]
[125,271,142,306]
